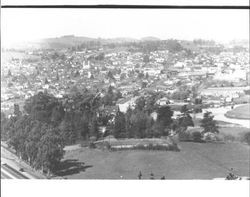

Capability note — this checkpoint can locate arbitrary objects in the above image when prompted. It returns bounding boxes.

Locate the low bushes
[109,143,180,152]
[241,132,250,145]
[178,130,204,143]
[203,132,223,142]
[94,138,180,152]
[89,142,96,149]
[178,131,192,141]
[192,131,203,142]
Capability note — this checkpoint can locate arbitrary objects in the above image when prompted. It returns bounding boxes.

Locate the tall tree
[14,104,22,117]
[25,121,44,166]
[135,96,146,111]
[113,108,126,138]
[200,111,219,134]
[157,105,173,127]
[1,112,8,140]
[125,106,133,138]
[24,92,61,123]
[89,116,99,140]
[59,112,77,145]
[35,126,65,175]
[176,105,194,131]
[130,111,149,138]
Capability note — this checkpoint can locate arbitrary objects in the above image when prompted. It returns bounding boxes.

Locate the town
[2,37,249,114]
[1,36,250,180]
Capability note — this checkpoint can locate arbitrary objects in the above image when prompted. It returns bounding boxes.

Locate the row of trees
[112,96,218,139]
[112,97,195,139]
[2,101,65,175]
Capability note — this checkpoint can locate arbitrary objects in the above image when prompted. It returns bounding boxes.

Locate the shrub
[80,140,90,147]
[203,132,221,142]
[179,131,191,141]
[192,131,203,142]
[242,132,250,145]
[89,142,96,149]
[109,143,179,151]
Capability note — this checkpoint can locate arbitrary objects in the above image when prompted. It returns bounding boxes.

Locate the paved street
[1,163,29,179]
[195,105,250,128]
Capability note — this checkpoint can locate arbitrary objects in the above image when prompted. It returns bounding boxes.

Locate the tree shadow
[55,159,93,176]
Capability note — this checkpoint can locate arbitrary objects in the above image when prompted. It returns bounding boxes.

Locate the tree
[165,39,184,53]
[25,121,44,166]
[171,90,189,100]
[176,105,194,131]
[144,95,157,114]
[180,105,189,114]
[24,92,61,124]
[1,112,8,140]
[113,108,126,138]
[7,115,32,160]
[157,106,173,127]
[14,104,22,117]
[125,106,134,138]
[135,96,146,111]
[89,116,99,140]
[130,111,147,138]
[35,126,65,175]
[59,113,77,145]
[78,114,90,140]
[51,105,65,125]
[200,111,219,134]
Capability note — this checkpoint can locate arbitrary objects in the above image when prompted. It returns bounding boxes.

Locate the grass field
[225,104,250,120]
[57,141,249,179]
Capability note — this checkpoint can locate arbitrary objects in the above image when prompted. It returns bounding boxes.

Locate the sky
[1,8,249,46]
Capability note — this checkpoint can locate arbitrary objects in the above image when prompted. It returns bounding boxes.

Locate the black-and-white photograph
[1,2,249,183]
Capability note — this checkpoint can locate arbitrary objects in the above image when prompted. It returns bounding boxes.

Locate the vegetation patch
[94,138,180,151]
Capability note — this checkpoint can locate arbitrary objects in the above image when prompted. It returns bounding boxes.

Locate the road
[1,163,29,179]
[1,143,46,179]
[195,105,250,128]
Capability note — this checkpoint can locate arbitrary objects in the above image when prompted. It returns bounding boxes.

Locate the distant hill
[2,35,97,50]
[37,35,97,49]
[105,37,139,43]
[141,36,161,41]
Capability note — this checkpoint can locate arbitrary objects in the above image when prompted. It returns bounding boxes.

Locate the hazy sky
[2,9,249,46]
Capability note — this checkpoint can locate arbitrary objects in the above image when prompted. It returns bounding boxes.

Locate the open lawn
[225,104,250,120]
[57,141,249,179]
